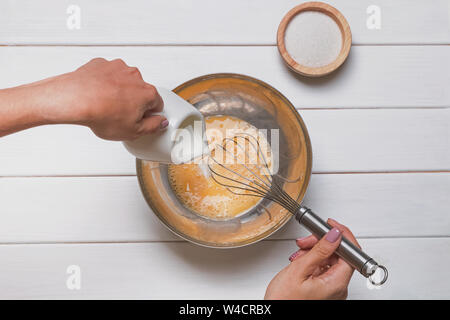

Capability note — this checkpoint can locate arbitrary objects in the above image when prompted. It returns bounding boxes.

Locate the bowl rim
[136,73,313,248]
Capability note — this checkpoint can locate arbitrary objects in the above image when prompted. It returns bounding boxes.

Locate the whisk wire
[230,133,274,183]
[208,164,269,198]
[208,133,301,214]
[208,154,270,195]
[221,136,273,188]
[209,138,272,193]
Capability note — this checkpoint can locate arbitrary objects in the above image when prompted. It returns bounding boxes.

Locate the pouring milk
[123,87,209,163]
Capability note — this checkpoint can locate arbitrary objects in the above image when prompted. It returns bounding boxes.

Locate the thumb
[138,115,168,135]
[293,227,342,278]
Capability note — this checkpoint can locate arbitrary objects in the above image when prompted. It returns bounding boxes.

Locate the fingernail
[289,251,300,262]
[328,218,338,224]
[160,119,169,129]
[296,236,308,241]
[325,227,341,243]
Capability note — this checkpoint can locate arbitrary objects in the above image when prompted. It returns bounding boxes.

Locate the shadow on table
[279,50,353,88]
[163,238,293,276]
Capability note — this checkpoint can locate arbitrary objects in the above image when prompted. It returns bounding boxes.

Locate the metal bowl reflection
[137,73,312,248]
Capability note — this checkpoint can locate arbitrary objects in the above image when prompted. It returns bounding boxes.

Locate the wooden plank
[0,238,448,299]
[302,109,450,173]
[0,108,448,176]
[0,46,448,109]
[0,173,447,243]
[0,0,448,45]
[0,125,136,176]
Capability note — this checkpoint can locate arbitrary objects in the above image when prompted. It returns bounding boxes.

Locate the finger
[287,250,325,279]
[325,218,360,281]
[289,250,337,286]
[313,262,336,277]
[319,258,354,286]
[292,227,342,279]
[329,255,340,266]
[143,84,164,114]
[296,235,318,249]
[129,66,143,80]
[111,58,127,66]
[289,249,336,269]
[288,249,308,262]
[143,108,161,118]
[296,220,359,250]
[328,218,360,248]
[88,57,107,65]
[138,115,168,135]
[316,256,354,297]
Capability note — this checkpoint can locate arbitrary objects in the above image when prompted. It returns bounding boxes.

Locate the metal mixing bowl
[137,73,312,248]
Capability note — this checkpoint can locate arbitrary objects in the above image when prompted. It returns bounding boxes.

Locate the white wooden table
[0,0,449,299]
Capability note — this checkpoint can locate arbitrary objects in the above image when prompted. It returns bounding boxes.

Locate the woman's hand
[0,58,167,140]
[62,58,167,140]
[264,218,360,300]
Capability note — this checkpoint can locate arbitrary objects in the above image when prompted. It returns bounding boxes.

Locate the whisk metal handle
[295,207,388,286]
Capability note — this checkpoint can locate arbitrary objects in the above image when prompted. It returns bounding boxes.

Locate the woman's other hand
[264,218,360,300]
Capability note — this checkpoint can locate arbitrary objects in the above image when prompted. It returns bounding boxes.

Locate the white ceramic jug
[123,87,208,163]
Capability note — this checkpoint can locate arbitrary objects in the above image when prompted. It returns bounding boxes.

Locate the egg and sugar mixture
[168,115,273,220]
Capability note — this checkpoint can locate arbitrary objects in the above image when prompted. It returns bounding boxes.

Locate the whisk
[208,133,388,286]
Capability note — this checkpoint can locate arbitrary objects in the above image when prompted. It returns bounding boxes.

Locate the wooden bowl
[277,2,352,77]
